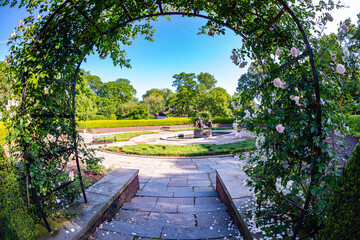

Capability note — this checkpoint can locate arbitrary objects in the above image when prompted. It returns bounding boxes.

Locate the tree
[171,72,218,116]
[117,102,151,119]
[172,72,197,116]
[100,78,137,108]
[76,71,98,120]
[142,88,173,112]
[202,87,232,117]
[143,95,164,114]
[237,72,261,93]
[197,72,217,92]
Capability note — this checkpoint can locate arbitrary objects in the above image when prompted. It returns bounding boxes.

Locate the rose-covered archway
[2,0,349,238]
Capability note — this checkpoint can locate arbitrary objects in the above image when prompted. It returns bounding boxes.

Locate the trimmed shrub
[78,117,194,129]
[317,141,360,239]
[211,117,236,124]
[348,115,360,137]
[92,115,108,120]
[0,122,6,145]
[0,145,38,239]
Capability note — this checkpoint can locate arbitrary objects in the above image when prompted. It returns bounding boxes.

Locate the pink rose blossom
[336,64,345,74]
[291,47,298,57]
[276,124,285,133]
[275,49,282,56]
[273,78,286,89]
[342,24,349,33]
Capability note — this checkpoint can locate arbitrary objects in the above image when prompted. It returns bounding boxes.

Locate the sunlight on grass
[107,139,256,156]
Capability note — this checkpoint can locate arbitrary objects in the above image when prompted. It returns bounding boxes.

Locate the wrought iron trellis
[21,63,87,233]
[24,1,322,238]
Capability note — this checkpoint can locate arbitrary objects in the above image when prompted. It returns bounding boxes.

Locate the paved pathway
[91,151,245,240]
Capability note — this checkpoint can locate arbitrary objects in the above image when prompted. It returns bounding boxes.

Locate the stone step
[101,220,162,238]
[161,224,239,239]
[95,229,134,240]
[101,215,239,239]
[178,203,226,213]
[135,190,173,197]
[173,191,218,197]
[122,202,177,213]
[136,190,218,197]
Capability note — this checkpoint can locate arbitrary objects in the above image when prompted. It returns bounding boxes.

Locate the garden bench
[92,134,117,144]
[160,126,171,131]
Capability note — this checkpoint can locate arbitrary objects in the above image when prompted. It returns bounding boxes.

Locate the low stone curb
[216,168,264,240]
[44,168,139,240]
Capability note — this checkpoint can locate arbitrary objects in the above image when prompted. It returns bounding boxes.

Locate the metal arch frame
[26,1,322,238]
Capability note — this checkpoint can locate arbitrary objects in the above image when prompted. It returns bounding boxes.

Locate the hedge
[0,145,38,239]
[0,122,6,145]
[317,142,360,239]
[211,117,236,124]
[77,117,194,129]
[348,115,360,137]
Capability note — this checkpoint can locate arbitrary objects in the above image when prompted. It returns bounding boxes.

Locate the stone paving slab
[177,203,226,213]
[101,221,162,238]
[161,225,238,239]
[129,196,158,205]
[196,211,233,227]
[157,197,194,206]
[147,212,196,227]
[195,196,221,205]
[113,209,149,224]
[173,191,218,197]
[167,186,193,192]
[168,177,188,187]
[94,229,134,240]
[136,190,173,197]
[193,186,214,192]
[122,202,178,213]
[188,180,212,187]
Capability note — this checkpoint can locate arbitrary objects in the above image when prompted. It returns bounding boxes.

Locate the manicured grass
[106,139,256,156]
[93,131,156,142]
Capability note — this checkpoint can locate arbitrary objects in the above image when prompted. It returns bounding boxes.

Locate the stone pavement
[82,129,254,147]
[91,151,245,240]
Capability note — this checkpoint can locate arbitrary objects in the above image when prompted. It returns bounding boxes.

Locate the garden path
[91,151,246,240]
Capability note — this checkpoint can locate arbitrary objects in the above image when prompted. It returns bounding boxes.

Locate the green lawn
[106,139,256,156]
[93,131,156,142]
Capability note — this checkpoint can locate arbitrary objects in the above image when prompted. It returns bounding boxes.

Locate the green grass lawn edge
[106,139,256,156]
[93,131,156,142]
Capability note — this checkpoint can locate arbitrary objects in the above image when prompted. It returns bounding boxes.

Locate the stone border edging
[216,168,264,240]
[46,168,139,240]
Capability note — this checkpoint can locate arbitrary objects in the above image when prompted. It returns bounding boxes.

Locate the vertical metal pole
[21,74,52,232]
[72,60,87,203]
[275,1,321,238]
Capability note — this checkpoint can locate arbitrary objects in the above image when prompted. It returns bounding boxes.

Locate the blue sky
[0,1,359,99]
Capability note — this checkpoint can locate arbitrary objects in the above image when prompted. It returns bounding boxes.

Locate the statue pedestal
[194,129,212,138]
